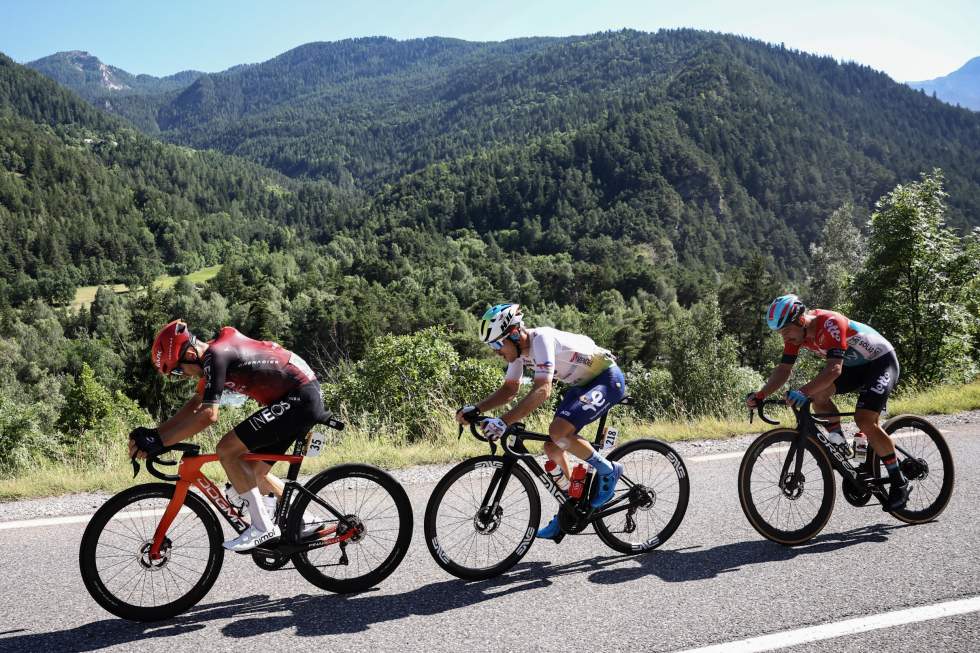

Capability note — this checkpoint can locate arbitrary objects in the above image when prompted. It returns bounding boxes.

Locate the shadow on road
[0,523,910,649]
[588,522,909,585]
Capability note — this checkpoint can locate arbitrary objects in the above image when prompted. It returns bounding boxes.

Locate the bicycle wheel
[424,456,540,581]
[874,414,955,523]
[593,439,690,553]
[78,483,224,621]
[738,429,836,545]
[287,463,412,593]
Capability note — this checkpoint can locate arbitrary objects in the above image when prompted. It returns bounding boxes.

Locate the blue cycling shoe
[536,514,562,541]
[590,461,624,508]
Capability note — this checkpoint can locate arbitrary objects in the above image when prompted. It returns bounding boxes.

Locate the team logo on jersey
[580,389,607,413]
[823,319,842,343]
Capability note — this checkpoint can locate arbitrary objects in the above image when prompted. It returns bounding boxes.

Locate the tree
[807,202,865,312]
[851,171,980,386]
[665,297,762,417]
[719,254,783,372]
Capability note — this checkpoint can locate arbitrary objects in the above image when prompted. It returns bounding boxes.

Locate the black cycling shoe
[884,479,912,512]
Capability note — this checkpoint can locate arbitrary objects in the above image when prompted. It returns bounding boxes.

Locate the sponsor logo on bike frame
[195,477,250,531]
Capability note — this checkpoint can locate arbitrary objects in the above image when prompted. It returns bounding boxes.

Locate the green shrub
[623,362,673,420]
[0,395,60,477]
[663,297,767,418]
[448,358,505,407]
[333,326,462,440]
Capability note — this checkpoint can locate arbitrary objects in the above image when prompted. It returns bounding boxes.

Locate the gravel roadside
[2,409,976,523]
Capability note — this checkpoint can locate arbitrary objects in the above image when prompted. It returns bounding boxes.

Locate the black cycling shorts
[833,350,900,413]
[234,381,328,455]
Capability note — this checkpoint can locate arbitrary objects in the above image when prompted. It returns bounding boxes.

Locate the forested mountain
[32,31,980,235]
[0,54,346,305]
[908,57,980,111]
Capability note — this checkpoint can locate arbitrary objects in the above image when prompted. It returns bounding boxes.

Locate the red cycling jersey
[782,309,894,367]
[194,327,316,406]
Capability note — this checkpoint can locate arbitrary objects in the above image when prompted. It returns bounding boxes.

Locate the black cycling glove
[130,427,164,456]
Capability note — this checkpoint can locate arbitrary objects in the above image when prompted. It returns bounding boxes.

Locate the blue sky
[3,0,976,81]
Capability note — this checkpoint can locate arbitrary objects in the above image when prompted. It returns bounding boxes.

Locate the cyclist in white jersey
[456,303,627,542]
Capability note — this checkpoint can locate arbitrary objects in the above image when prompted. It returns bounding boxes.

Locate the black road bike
[79,416,413,621]
[738,399,954,545]
[424,398,690,580]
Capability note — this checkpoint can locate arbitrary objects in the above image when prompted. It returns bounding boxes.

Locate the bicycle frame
[760,402,890,501]
[475,404,638,530]
[146,440,359,560]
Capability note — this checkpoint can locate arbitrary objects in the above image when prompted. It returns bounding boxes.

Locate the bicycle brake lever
[130,456,140,478]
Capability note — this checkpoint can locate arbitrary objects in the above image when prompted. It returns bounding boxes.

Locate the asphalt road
[1,419,977,653]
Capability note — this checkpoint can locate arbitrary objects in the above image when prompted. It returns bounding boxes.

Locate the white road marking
[0,508,185,531]
[673,595,980,653]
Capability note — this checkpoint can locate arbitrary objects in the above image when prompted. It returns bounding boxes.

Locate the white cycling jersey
[504,327,615,387]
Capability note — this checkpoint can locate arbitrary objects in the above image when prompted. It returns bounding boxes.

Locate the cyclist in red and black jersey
[747,295,910,510]
[129,320,329,551]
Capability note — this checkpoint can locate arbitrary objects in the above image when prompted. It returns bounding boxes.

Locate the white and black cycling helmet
[479,303,523,344]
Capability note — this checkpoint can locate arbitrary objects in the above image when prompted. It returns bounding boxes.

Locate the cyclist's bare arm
[759,363,794,398]
[457,380,521,423]
[158,394,220,445]
[799,359,843,397]
[502,376,552,424]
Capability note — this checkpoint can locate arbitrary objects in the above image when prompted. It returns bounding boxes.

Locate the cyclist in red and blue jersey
[748,295,910,510]
[129,320,329,551]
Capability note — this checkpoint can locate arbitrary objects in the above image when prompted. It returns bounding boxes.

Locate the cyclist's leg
[853,353,900,457]
[547,418,594,466]
[220,384,320,548]
[809,385,840,426]
[217,431,258,497]
[249,460,284,497]
[217,430,278,548]
[542,440,571,480]
[852,353,907,508]
[552,365,627,508]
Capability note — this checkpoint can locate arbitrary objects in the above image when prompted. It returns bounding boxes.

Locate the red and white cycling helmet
[767,294,806,330]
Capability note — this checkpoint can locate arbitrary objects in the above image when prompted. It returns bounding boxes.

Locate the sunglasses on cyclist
[488,339,505,351]
[170,342,197,376]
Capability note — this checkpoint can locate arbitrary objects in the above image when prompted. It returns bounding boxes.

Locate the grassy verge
[2,380,977,501]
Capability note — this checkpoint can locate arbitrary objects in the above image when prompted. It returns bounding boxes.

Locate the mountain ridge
[26,50,204,96]
[907,56,980,111]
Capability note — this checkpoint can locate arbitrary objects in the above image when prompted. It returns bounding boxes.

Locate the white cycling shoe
[223,525,281,552]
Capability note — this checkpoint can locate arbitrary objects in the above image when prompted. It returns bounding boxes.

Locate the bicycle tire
[875,414,955,523]
[593,439,690,554]
[738,428,836,545]
[424,455,540,581]
[78,483,224,621]
[287,464,412,593]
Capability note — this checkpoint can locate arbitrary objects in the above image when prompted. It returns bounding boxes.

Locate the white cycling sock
[243,487,274,531]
